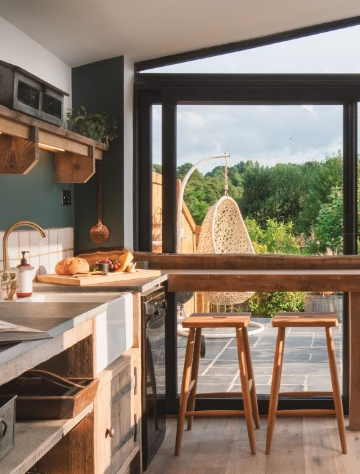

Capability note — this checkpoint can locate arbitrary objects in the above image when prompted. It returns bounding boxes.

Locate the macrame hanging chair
[196,164,255,306]
[177,154,264,340]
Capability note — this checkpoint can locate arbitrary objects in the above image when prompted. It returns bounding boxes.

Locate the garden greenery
[153,152,356,317]
[67,106,117,146]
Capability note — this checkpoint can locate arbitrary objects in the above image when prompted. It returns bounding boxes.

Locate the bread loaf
[55,257,90,276]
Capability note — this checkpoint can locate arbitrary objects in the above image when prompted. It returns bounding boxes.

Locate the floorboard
[146,417,360,474]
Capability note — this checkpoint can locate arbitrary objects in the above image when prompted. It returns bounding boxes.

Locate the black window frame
[134,73,358,414]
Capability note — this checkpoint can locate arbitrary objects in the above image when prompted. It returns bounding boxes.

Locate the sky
[150,24,360,172]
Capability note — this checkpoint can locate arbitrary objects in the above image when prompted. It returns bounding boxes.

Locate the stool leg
[242,326,260,429]
[187,328,202,430]
[266,326,286,455]
[325,327,347,454]
[236,327,256,454]
[175,327,195,455]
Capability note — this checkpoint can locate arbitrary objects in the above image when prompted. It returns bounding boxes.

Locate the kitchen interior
[1,2,360,474]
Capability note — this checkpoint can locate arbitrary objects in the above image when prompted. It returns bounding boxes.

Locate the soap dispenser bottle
[17,251,35,298]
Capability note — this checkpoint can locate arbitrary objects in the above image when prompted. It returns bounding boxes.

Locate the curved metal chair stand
[177,155,265,339]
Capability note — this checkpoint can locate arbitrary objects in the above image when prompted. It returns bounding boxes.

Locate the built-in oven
[141,287,166,470]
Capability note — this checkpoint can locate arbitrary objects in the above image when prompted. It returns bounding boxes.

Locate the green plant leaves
[66,106,117,146]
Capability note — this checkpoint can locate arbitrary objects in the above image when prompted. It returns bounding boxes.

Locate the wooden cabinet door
[95,355,139,474]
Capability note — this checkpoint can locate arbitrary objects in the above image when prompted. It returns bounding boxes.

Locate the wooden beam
[167,269,360,293]
[133,252,360,270]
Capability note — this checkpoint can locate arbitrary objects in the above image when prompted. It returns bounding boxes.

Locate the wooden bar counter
[164,268,360,431]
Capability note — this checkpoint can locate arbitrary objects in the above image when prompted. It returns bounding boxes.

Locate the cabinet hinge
[134,414,138,442]
[112,424,137,455]
[134,366,138,395]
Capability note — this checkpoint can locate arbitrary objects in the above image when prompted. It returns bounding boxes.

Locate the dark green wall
[0,150,74,230]
[72,57,125,253]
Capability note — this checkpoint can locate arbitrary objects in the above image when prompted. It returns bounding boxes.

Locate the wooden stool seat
[266,311,347,455]
[175,312,259,456]
[272,312,338,328]
[182,312,252,328]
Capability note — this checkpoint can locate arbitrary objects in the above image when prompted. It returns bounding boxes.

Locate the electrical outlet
[62,190,71,205]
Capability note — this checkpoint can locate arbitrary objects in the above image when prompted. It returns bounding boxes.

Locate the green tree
[297,152,343,235]
[240,162,309,229]
[305,187,343,254]
[152,164,162,174]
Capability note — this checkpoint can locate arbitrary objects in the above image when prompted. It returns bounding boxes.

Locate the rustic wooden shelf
[0,404,93,474]
[0,105,107,182]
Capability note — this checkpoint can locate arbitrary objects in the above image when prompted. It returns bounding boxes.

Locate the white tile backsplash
[30,231,41,257]
[65,227,73,251]
[19,231,30,254]
[0,227,73,274]
[39,230,49,256]
[49,252,60,274]
[7,232,19,260]
[58,228,66,252]
[49,229,58,254]
[39,254,50,275]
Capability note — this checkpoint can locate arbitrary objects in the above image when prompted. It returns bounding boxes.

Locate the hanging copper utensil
[89,162,110,244]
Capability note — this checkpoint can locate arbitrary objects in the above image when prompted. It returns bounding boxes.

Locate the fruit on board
[90,251,134,273]
[114,251,134,272]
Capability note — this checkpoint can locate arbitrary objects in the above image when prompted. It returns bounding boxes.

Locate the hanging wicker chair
[197,195,255,306]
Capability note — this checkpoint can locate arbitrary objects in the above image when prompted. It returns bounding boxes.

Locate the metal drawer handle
[0,419,7,438]
[106,427,115,438]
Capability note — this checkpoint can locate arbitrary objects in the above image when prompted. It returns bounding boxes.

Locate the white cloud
[301,105,317,116]
[149,24,360,170]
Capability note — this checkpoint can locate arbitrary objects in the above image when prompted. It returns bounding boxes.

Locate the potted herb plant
[66,106,117,146]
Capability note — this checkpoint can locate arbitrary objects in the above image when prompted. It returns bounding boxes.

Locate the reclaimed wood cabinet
[0,297,142,474]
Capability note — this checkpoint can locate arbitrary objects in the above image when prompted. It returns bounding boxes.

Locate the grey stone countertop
[0,295,123,366]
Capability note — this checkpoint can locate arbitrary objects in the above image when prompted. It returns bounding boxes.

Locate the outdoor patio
[177,318,343,395]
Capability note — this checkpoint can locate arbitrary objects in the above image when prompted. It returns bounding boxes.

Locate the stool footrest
[186,410,245,418]
[195,391,243,399]
[278,391,333,398]
[276,409,336,417]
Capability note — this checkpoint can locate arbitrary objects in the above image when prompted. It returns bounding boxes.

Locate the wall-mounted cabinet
[0,104,107,183]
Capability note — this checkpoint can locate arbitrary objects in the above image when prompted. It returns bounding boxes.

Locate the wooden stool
[175,312,260,455]
[266,312,347,454]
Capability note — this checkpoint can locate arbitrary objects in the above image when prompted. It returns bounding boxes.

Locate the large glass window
[174,104,343,395]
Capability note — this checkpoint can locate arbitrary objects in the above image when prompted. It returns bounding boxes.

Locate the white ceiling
[0,0,360,67]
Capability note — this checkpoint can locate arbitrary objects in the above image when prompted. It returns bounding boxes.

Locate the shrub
[244,291,305,318]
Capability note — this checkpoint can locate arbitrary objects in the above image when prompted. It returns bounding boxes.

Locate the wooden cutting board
[36,269,162,286]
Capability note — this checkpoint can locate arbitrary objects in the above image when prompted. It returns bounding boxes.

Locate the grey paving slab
[177,320,344,396]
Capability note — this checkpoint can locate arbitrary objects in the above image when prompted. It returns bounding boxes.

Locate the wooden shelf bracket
[55,145,96,183]
[0,125,39,174]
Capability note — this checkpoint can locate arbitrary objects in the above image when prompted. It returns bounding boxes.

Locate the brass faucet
[1,221,46,300]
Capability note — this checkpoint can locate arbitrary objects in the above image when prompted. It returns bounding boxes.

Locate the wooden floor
[146,417,360,474]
